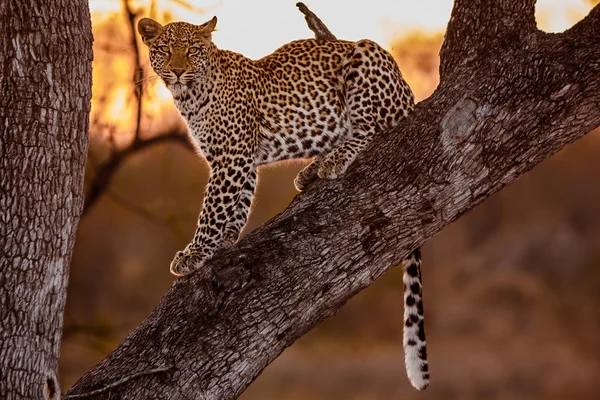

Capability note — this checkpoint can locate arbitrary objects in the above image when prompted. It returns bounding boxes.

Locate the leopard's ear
[138,18,164,46]
[195,16,217,42]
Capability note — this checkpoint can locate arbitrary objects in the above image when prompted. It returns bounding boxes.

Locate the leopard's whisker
[135,75,160,87]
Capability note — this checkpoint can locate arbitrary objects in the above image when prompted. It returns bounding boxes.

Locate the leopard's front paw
[221,232,238,248]
[317,156,348,180]
[169,248,209,277]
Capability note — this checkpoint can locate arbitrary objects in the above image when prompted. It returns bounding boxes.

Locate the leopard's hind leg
[317,39,414,181]
[317,127,374,180]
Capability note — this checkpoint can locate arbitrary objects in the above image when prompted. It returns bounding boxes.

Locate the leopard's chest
[174,94,222,160]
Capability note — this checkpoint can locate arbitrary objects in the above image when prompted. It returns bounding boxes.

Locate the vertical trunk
[0,1,92,398]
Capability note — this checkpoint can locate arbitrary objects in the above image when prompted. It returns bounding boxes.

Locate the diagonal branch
[67,2,600,399]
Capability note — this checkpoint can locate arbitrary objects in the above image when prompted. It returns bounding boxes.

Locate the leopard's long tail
[402,248,429,390]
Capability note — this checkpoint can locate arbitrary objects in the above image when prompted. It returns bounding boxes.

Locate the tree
[0,0,92,399]
[1,0,598,398]
[63,1,600,398]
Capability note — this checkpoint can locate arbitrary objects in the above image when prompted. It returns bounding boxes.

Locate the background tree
[82,0,193,219]
[65,0,600,399]
[0,0,92,398]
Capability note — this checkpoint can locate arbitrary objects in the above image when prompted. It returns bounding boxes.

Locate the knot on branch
[440,97,479,146]
[431,97,493,221]
[43,372,58,399]
[359,208,392,254]
[550,83,579,101]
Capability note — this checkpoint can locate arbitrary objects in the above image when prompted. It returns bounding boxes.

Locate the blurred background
[61,0,600,398]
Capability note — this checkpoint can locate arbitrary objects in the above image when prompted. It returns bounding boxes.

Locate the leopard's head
[138,17,217,94]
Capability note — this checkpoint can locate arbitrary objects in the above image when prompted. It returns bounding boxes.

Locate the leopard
[138,16,429,390]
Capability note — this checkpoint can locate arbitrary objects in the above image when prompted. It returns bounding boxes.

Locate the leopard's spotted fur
[139,16,428,390]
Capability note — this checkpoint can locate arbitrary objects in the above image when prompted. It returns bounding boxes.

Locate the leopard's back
[242,39,414,164]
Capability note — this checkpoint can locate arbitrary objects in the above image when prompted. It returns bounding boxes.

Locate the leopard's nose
[172,68,186,77]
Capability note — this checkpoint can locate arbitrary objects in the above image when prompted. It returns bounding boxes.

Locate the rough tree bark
[0,1,92,399]
[67,1,600,398]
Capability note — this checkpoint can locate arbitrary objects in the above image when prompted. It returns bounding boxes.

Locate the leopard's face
[138,17,217,94]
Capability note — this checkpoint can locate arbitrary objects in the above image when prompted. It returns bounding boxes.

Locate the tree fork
[67,1,600,398]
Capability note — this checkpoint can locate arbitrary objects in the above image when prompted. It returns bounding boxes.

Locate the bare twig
[105,190,189,241]
[83,131,192,216]
[296,2,337,41]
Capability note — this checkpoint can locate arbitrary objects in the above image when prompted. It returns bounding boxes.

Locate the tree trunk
[0,1,92,398]
[67,0,600,398]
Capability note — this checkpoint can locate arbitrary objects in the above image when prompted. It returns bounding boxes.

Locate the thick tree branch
[67,2,600,399]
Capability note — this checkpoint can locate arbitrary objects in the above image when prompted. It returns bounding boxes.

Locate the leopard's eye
[188,47,200,55]
[158,45,170,53]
